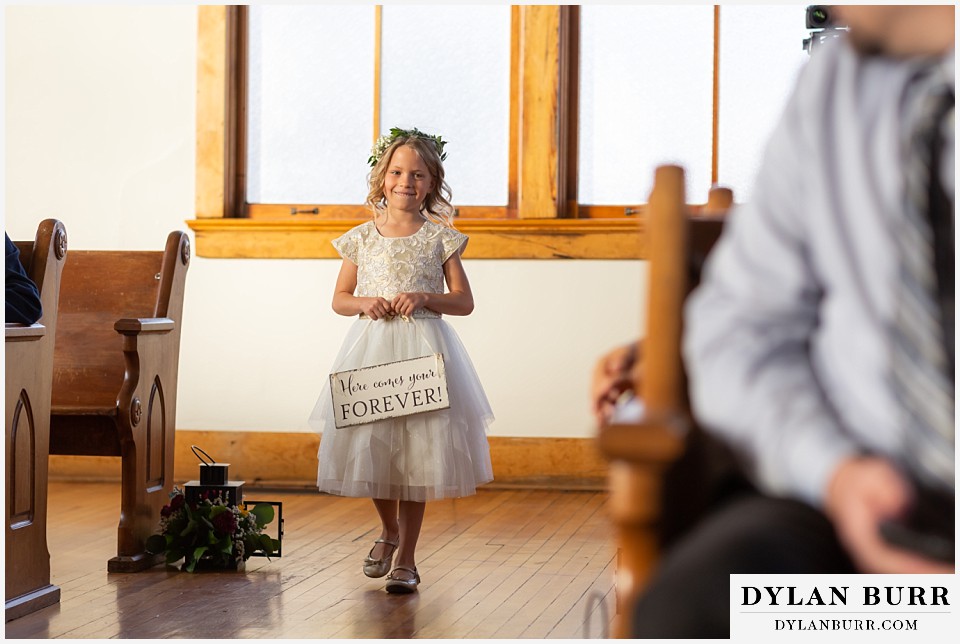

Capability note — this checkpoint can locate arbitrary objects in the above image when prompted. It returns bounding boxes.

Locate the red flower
[169,493,185,511]
[160,504,172,518]
[212,510,237,536]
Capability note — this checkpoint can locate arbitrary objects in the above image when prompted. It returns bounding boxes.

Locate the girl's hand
[392,292,430,318]
[360,297,394,320]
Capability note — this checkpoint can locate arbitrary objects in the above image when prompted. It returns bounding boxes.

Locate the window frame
[189,5,728,260]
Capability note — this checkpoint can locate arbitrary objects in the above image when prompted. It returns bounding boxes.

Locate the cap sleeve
[332,225,363,263]
[440,227,468,262]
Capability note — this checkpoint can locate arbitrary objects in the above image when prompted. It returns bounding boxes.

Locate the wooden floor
[6,482,616,638]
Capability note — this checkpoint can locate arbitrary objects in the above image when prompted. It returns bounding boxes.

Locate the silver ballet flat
[363,538,398,578]
[385,566,420,594]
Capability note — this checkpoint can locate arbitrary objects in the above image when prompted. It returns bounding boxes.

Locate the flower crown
[368,127,448,168]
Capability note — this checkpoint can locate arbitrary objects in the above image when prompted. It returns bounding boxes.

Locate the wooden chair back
[597,166,732,637]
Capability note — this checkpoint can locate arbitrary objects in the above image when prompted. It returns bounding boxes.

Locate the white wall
[4,5,644,439]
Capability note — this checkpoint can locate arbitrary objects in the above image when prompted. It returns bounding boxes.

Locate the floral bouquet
[145,487,280,572]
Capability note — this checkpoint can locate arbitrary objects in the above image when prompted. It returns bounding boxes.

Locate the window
[191,5,813,259]
[717,5,809,202]
[246,5,512,214]
[247,5,375,207]
[578,6,715,207]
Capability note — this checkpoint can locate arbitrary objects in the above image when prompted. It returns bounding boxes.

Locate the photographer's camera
[803,5,848,55]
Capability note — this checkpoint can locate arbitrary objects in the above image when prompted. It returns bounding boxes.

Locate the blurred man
[593,6,954,638]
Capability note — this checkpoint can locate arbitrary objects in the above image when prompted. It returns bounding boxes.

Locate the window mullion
[517,5,563,220]
[560,6,579,218]
[373,5,382,144]
[225,5,249,218]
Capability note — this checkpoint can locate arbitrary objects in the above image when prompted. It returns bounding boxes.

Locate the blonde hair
[366,136,455,227]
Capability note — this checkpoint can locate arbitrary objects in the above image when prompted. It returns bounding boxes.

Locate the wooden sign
[330,354,449,428]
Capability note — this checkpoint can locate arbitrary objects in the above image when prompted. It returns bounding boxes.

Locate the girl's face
[383,145,434,214]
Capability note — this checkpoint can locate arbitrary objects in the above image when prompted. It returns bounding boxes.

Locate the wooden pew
[597,167,738,637]
[49,231,191,572]
[6,219,67,621]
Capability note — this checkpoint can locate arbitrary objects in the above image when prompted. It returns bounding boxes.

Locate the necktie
[893,67,955,492]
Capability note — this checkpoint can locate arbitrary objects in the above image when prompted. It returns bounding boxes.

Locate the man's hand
[591,341,641,425]
[824,456,954,573]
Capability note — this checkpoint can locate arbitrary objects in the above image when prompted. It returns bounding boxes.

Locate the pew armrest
[5,322,45,341]
[597,413,688,466]
[114,318,175,334]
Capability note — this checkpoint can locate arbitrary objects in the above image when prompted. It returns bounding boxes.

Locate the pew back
[53,252,165,411]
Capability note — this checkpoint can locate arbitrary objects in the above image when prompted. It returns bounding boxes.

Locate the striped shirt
[683,37,955,507]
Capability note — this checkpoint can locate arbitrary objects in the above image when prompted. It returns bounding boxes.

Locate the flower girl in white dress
[309,128,494,593]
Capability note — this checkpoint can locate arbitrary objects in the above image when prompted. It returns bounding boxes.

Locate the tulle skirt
[310,316,494,501]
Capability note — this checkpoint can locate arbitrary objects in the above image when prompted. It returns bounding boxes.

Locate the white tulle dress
[310,220,494,501]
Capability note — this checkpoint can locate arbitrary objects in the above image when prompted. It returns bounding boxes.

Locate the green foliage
[368,126,448,167]
[250,503,274,528]
[145,487,279,572]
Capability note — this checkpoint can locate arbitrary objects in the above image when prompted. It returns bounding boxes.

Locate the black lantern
[183,445,245,506]
[182,446,284,556]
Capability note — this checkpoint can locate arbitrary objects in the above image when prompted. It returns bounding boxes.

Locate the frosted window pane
[579,6,714,205]
[380,5,510,206]
[247,6,374,204]
[718,6,810,202]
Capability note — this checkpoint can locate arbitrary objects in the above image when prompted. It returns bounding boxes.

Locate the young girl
[309,127,494,593]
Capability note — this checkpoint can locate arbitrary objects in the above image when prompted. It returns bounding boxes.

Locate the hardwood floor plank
[544,555,618,639]
[5,482,615,638]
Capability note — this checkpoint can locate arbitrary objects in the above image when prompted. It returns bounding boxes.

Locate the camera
[803,5,848,55]
[805,5,836,29]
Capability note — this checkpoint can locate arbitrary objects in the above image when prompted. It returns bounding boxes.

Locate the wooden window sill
[186,218,646,260]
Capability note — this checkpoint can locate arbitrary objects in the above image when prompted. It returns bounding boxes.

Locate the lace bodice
[332,220,468,317]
